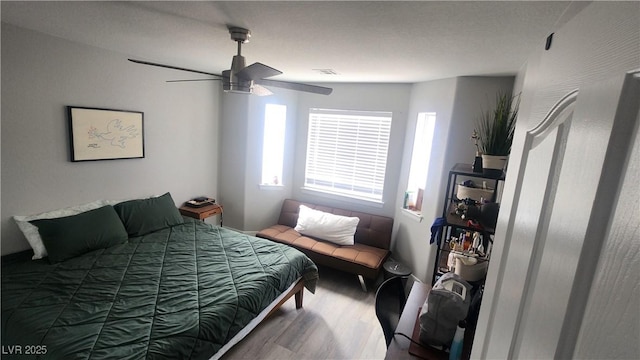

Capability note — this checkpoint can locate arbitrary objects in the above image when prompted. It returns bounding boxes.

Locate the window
[261,104,286,186]
[404,112,436,211]
[304,108,392,202]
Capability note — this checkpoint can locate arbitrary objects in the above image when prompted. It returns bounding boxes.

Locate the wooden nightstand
[179,203,223,226]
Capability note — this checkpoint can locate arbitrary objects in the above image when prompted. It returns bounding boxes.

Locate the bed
[1,193,318,359]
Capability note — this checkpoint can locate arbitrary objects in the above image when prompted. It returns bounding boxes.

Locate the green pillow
[30,205,128,263]
[113,192,184,236]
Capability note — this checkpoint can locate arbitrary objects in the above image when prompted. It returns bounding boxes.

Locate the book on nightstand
[184,197,216,208]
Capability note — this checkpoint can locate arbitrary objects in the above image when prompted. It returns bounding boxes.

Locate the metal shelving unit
[432,163,505,284]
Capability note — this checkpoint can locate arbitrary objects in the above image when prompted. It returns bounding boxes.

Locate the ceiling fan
[129,26,332,96]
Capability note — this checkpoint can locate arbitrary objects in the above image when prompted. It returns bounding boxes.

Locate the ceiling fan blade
[252,84,274,96]
[166,79,221,83]
[129,59,222,78]
[235,62,282,81]
[255,79,333,95]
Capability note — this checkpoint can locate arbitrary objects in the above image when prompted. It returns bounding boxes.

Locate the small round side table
[383,259,412,279]
[381,258,412,297]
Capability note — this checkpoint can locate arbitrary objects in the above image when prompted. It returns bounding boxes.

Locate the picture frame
[67,106,144,162]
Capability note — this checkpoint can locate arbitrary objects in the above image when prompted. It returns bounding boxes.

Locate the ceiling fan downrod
[224,27,253,94]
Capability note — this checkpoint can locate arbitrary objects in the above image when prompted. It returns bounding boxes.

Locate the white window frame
[404,112,436,214]
[304,108,392,203]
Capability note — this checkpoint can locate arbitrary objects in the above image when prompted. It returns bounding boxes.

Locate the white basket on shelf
[456,184,494,202]
[454,255,489,282]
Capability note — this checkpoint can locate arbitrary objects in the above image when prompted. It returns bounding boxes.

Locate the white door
[473,2,640,359]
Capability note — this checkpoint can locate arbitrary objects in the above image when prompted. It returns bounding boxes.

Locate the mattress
[1,217,318,359]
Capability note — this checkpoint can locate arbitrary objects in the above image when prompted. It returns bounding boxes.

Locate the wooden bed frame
[209,277,309,359]
[266,278,305,318]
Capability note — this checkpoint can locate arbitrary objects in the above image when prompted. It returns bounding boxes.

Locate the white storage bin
[456,184,494,202]
[454,256,489,282]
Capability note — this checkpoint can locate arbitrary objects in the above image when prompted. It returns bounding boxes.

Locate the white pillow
[294,205,359,246]
[13,200,107,260]
[102,194,163,206]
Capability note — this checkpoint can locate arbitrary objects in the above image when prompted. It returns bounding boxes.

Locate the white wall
[445,77,514,171]
[392,77,514,283]
[218,93,250,230]
[217,88,301,232]
[1,23,220,255]
[392,78,457,282]
[244,90,299,231]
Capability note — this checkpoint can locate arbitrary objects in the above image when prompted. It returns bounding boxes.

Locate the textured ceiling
[1,1,571,83]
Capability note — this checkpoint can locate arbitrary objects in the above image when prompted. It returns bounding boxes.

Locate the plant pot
[481,154,507,177]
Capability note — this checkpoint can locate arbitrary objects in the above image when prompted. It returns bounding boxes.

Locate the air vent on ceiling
[313,69,339,75]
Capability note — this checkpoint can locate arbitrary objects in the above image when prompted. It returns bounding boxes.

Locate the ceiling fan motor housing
[222,71,253,94]
[222,55,253,94]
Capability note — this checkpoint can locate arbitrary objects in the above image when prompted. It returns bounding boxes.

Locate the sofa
[256,199,394,291]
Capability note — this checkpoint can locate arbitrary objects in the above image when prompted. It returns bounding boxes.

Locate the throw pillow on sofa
[294,205,359,246]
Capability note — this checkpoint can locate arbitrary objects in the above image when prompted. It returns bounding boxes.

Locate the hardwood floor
[222,266,388,359]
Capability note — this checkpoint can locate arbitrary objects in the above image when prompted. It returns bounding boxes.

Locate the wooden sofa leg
[358,275,367,292]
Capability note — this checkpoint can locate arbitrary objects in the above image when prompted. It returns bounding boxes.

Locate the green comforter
[1,218,318,359]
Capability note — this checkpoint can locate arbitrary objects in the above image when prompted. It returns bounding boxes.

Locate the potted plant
[475,91,520,176]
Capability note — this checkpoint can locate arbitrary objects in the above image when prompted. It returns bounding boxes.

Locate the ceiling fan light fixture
[223,82,253,94]
[222,69,253,94]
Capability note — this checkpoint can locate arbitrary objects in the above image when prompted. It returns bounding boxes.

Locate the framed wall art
[67,106,145,162]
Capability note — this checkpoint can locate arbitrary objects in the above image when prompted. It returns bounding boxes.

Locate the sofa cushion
[277,199,393,250]
[257,199,394,281]
[257,225,388,271]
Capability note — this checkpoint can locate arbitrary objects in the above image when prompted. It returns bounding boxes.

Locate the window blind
[305,108,392,201]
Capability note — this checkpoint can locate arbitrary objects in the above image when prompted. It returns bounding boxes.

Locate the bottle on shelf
[449,320,466,360]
